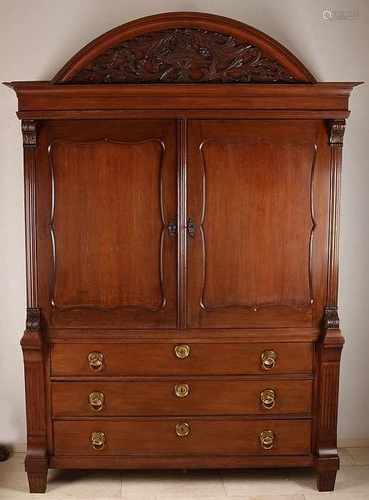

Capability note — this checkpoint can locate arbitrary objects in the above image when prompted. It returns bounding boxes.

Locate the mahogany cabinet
[5,12,359,493]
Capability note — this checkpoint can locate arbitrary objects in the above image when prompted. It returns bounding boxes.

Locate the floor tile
[339,448,355,466]
[222,468,316,496]
[0,490,46,500]
[0,456,28,490]
[250,496,306,500]
[121,470,225,500]
[0,456,122,499]
[332,465,369,494]
[154,497,253,500]
[305,494,369,499]
[46,469,122,498]
[346,448,369,466]
[154,496,252,500]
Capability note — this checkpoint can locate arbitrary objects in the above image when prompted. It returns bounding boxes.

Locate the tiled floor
[1,448,369,499]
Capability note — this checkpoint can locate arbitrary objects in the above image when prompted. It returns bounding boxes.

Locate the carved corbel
[21,120,38,147]
[322,305,340,331]
[21,307,43,351]
[25,307,41,331]
[328,119,346,146]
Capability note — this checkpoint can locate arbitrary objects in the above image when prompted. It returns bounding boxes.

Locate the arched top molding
[53,12,316,84]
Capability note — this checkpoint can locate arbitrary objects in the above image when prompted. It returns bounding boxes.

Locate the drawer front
[51,342,313,376]
[52,379,312,417]
[54,418,311,456]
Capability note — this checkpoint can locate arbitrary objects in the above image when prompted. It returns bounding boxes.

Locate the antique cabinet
[5,12,359,493]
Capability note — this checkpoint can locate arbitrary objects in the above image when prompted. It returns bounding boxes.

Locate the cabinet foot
[317,470,337,492]
[27,470,47,493]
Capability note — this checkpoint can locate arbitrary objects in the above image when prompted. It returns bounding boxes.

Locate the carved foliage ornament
[70,28,298,84]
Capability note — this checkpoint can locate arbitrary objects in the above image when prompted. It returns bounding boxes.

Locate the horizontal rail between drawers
[52,415,312,421]
[50,374,314,381]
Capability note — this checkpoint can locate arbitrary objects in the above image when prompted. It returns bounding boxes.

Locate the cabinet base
[26,455,340,493]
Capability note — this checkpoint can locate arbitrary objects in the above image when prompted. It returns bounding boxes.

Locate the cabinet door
[37,120,177,329]
[187,120,325,328]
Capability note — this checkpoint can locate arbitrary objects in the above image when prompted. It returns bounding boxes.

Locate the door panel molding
[198,138,317,311]
[48,138,168,313]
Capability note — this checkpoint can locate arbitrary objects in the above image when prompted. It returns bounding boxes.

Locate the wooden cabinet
[5,11,359,494]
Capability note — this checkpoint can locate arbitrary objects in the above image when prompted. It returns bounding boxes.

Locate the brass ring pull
[176,422,191,437]
[88,352,104,372]
[260,430,274,450]
[174,344,190,359]
[261,350,277,370]
[174,383,190,398]
[90,431,105,451]
[89,391,105,412]
[260,389,276,410]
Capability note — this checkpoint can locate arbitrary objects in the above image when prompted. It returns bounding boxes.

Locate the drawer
[52,379,312,417]
[54,418,311,456]
[51,342,313,376]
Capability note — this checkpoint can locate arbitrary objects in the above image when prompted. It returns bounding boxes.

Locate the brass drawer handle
[174,383,190,398]
[261,350,277,370]
[174,344,190,359]
[88,351,104,372]
[89,391,105,412]
[260,389,276,410]
[260,430,274,450]
[90,431,105,450]
[176,422,191,437]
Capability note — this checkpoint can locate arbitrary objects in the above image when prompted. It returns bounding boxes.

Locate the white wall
[0,0,368,446]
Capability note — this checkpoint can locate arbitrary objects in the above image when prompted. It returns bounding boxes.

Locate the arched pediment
[53,12,316,84]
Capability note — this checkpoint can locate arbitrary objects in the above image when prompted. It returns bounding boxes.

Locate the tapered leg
[27,470,48,493]
[317,470,337,492]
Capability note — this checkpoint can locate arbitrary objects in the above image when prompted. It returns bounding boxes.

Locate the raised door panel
[37,120,177,328]
[187,120,326,328]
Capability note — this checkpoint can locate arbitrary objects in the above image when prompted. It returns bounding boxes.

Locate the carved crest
[69,28,298,84]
